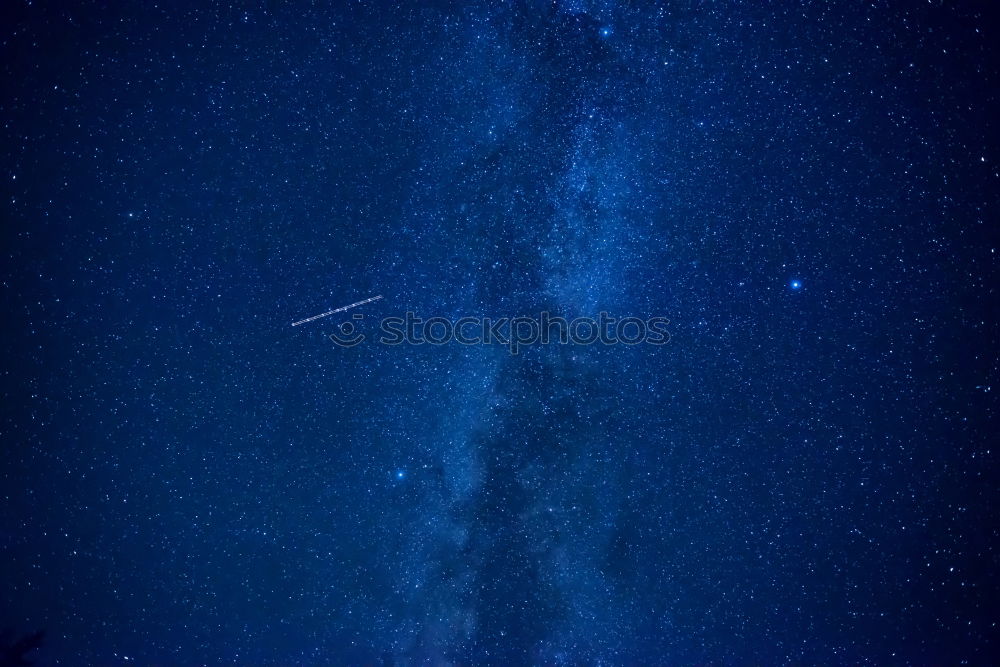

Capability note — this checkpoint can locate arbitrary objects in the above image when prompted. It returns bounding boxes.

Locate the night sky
[2,1,999,664]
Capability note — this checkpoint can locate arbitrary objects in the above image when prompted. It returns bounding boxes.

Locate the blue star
[790,279,803,290]
[394,470,405,480]
[599,26,612,39]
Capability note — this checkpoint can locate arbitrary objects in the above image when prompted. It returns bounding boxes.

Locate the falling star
[291,295,383,327]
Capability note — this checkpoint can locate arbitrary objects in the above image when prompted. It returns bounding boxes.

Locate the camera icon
[328,313,366,347]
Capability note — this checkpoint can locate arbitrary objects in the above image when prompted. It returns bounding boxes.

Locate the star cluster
[1,1,997,664]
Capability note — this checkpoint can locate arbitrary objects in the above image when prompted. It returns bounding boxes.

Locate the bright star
[790,279,802,290]
[599,26,612,38]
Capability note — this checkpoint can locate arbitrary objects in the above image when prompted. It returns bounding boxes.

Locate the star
[4,3,991,664]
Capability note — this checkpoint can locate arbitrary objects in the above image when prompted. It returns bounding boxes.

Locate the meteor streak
[291,295,382,327]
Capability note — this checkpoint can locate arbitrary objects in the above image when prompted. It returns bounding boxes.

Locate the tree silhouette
[0,630,44,667]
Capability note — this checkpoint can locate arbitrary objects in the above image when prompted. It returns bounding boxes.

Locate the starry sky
[2,1,999,664]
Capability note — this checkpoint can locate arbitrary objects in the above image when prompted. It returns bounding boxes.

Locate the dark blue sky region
[1,1,998,664]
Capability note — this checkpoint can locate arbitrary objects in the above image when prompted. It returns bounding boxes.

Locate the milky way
[1,1,997,664]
